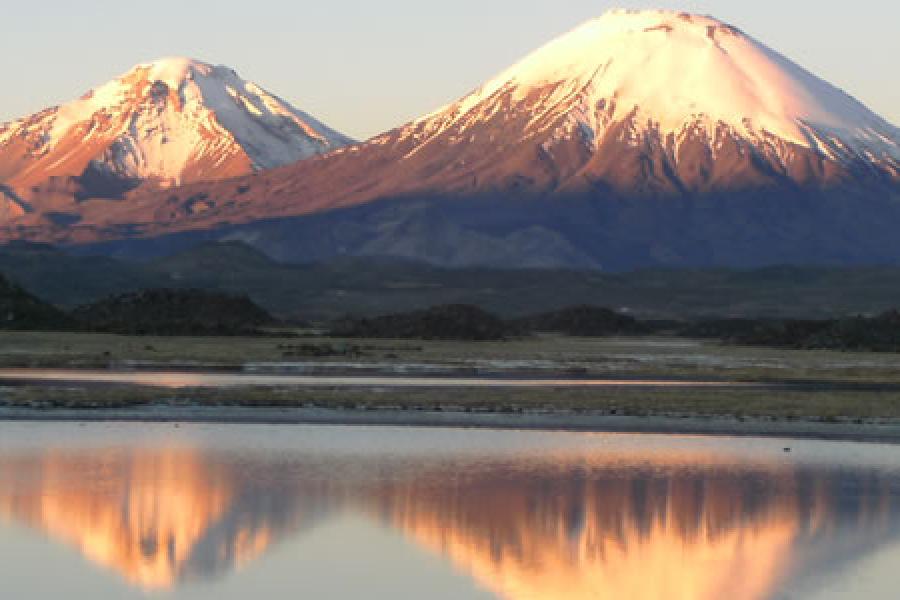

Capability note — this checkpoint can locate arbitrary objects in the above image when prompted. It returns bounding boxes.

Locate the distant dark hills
[5,241,900,322]
[0,260,276,336]
[0,241,170,307]
[71,288,275,336]
[0,272,73,331]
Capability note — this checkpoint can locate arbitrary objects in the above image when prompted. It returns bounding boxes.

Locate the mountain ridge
[1,11,899,269]
[10,240,900,322]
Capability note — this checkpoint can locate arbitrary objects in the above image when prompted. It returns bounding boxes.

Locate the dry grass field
[3,331,900,383]
[2,332,900,421]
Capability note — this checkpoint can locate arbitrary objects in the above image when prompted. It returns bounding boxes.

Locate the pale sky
[2,0,898,140]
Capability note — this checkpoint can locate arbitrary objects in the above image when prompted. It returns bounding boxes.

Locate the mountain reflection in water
[0,434,899,599]
[0,448,327,589]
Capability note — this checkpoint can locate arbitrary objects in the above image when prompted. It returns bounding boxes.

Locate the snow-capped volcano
[0,57,352,199]
[3,11,900,270]
[392,8,899,194]
[433,10,898,156]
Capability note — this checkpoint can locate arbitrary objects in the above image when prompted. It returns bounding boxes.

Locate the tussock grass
[4,331,900,384]
[3,385,900,421]
[3,331,900,422]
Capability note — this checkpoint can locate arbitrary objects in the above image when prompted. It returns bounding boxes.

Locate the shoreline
[8,366,900,393]
[3,405,900,444]
[0,367,764,389]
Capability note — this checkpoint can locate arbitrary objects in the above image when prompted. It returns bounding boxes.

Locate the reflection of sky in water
[0,423,899,599]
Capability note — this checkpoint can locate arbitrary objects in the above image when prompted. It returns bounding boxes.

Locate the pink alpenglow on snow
[0,57,353,195]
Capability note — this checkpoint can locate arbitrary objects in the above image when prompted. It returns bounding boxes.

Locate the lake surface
[1,423,899,599]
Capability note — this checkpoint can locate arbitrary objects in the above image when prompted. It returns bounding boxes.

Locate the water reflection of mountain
[371,464,900,600]
[0,446,899,598]
[0,449,333,589]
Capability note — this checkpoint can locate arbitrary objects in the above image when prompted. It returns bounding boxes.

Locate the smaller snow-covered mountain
[0,57,352,205]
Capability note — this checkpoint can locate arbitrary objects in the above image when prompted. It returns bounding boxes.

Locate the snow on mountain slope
[402,9,899,179]
[0,57,353,194]
[2,10,900,271]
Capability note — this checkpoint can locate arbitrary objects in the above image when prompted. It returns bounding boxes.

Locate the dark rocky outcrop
[515,305,649,336]
[72,288,275,336]
[681,312,900,352]
[681,318,830,346]
[330,304,514,341]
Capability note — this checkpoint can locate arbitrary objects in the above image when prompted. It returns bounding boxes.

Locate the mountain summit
[445,10,898,156]
[395,8,898,195]
[3,12,900,269]
[0,57,352,215]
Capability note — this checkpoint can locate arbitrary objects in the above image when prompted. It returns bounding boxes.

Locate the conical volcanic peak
[0,57,353,193]
[418,9,898,167]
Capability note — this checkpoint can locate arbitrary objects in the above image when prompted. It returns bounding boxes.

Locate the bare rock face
[2,12,899,270]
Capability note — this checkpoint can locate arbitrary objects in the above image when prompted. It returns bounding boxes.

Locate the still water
[0,422,899,599]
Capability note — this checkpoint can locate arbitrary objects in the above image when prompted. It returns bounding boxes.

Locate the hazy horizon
[3,0,898,140]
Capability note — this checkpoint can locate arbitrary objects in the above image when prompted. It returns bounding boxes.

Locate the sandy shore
[2,405,900,444]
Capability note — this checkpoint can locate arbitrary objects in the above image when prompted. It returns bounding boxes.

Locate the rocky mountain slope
[2,11,899,269]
